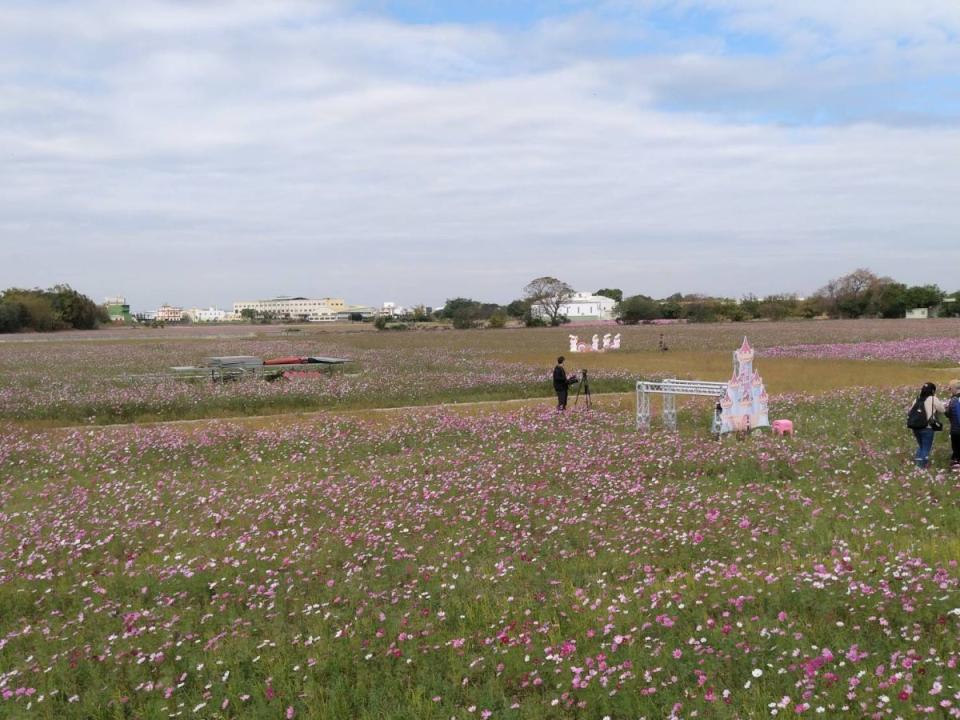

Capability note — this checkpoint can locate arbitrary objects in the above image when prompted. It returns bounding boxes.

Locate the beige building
[232,297,345,322]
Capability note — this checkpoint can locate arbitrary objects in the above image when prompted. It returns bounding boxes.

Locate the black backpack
[906,398,928,430]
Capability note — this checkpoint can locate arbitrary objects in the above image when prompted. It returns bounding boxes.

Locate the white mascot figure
[591,334,600,352]
[602,333,612,350]
[569,335,579,353]
[612,333,621,350]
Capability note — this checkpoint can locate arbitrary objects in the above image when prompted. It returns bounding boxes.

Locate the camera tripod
[574,368,592,408]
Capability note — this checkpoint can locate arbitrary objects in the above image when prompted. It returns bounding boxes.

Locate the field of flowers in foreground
[2,390,960,719]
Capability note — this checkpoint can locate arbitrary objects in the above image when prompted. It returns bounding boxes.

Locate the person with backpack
[906,382,946,468]
[946,381,960,466]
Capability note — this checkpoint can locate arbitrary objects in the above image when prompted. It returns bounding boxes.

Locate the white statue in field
[602,333,612,350]
[569,334,579,352]
[612,333,621,350]
[591,334,600,351]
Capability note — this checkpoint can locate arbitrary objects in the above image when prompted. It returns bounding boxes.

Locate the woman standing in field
[908,382,945,468]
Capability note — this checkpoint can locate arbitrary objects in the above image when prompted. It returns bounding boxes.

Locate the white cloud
[0,1,958,307]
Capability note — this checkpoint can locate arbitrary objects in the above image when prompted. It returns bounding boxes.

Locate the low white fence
[636,379,728,431]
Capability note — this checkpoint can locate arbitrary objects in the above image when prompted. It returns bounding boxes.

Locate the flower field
[3,319,960,425]
[0,337,634,424]
[766,338,960,365]
[3,387,960,719]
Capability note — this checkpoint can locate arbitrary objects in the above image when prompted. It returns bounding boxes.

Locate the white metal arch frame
[636,379,728,432]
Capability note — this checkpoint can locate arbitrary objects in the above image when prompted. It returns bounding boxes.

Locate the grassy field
[2,321,960,718]
[2,319,960,425]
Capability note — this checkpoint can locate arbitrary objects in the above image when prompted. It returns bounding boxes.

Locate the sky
[1,0,959,311]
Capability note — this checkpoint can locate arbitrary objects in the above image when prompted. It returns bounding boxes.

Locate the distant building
[336,305,376,321]
[532,292,617,322]
[156,304,185,323]
[233,296,345,322]
[184,307,229,323]
[906,308,930,319]
[104,296,133,323]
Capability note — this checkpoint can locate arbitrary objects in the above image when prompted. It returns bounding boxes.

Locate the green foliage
[505,299,529,318]
[451,307,479,329]
[1,289,60,331]
[594,288,623,303]
[374,315,389,330]
[875,283,908,318]
[240,308,257,322]
[487,311,507,329]
[0,300,25,332]
[440,298,504,329]
[0,285,108,333]
[49,284,107,329]
[523,311,547,327]
[615,295,660,324]
[440,298,481,319]
[808,269,942,319]
[904,284,944,310]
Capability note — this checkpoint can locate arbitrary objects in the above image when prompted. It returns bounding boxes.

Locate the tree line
[427,269,960,329]
[0,285,109,333]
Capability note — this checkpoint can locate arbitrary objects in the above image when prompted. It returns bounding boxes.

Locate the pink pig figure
[771,419,794,436]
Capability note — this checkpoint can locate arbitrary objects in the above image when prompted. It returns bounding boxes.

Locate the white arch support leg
[662,392,677,432]
[636,384,650,430]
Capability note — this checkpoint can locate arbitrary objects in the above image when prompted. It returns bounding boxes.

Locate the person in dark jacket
[947,380,960,466]
[553,356,574,411]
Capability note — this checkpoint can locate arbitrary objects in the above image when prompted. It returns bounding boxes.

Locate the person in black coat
[553,356,575,411]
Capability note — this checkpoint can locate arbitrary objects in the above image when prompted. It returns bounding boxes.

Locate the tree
[505,299,529,318]
[875,283,908,319]
[756,294,800,321]
[1,289,59,331]
[616,295,660,324]
[739,294,761,318]
[523,276,574,326]
[0,300,24,332]
[904,284,943,310]
[48,284,106,329]
[240,308,257,322]
[440,298,481,320]
[487,310,507,328]
[814,269,890,318]
[595,288,623,303]
[451,306,480,329]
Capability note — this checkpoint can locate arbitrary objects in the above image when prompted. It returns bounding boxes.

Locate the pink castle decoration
[719,337,769,434]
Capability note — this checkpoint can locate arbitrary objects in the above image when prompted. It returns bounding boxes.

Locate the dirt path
[40,392,635,434]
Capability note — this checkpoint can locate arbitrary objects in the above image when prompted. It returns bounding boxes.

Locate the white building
[532,292,617,321]
[336,305,376,321]
[184,307,229,323]
[232,297,345,322]
[156,304,185,322]
[380,301,410,317]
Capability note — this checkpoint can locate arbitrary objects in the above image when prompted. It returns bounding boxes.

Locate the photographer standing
[553,356,575,411]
